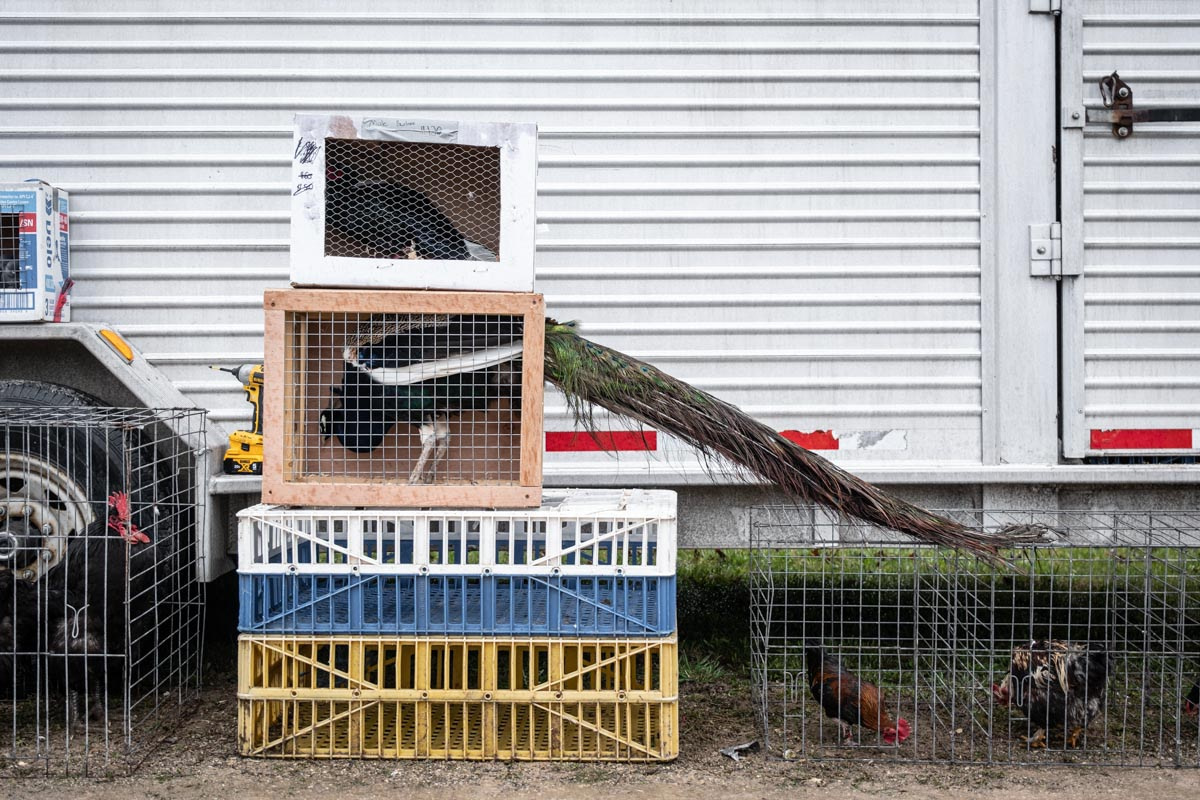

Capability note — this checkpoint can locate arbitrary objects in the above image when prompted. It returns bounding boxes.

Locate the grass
[675,545,1200,684]
[677,549,754,674]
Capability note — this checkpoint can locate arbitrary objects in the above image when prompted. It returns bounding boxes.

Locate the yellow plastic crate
[238,697,678,760]
[239,635,677,702]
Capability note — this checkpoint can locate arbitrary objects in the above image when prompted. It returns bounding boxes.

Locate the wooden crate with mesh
[262,288,544,508]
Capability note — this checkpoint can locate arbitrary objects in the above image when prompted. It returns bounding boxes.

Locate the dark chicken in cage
[319,313,523,482]
[324,168,497,262]
[992,639,1114,749]
[323,138,500,263]
[0,398,205,773]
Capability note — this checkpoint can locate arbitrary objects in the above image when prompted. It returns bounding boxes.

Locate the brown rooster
[805,643,911,746]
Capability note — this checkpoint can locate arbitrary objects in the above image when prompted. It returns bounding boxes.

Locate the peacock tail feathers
[542,319,1048,563]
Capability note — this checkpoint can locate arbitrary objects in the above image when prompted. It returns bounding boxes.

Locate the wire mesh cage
[324,138,500,262]
[263,288,544,508]
[0,204,21,290]
[0,405,206,775]
[750,506,1200,767]
[291,115,536,292]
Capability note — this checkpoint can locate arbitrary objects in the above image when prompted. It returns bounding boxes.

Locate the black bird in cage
[992,639,1114,748]
[0,489,169,728]
[324,168,496,262]
[319,314,523,482]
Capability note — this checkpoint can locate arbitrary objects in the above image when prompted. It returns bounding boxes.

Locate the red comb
[107,491,150,544]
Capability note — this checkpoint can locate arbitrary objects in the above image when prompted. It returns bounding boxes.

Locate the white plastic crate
[290,114,536,292]
[238,489,676,577]
[0,180,69,322]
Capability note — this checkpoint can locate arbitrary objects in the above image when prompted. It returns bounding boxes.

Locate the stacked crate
[235,491,678,759]
[238,115,678,760]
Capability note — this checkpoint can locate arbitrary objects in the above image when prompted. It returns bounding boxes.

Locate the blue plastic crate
[238,572,675,636]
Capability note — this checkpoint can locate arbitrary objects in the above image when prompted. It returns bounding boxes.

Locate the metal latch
[1029,0,1060,13]
[1029,222,1068,278]
[1087,71,1200,138]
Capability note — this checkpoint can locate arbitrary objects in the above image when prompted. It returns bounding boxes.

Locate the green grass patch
[676,546,1200,679]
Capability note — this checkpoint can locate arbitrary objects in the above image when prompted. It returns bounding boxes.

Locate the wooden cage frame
[263,288,543,508]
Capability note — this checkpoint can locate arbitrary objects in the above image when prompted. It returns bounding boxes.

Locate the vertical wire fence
[750,507,1200,767]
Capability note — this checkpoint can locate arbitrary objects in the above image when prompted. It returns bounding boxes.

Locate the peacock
[318,313,524,483]
[322,316,1046,559]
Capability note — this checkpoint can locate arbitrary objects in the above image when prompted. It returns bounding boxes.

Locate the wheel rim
[0,452,94,582]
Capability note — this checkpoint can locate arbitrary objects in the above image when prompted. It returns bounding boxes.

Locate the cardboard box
[0,181,69,322]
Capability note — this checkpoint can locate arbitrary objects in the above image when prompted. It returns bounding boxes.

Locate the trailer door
[1059,1,1200,459]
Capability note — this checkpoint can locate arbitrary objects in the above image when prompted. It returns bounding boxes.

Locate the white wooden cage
[290,114,536,292]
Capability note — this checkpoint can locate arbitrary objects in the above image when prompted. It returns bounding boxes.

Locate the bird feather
[542,319,1049,562]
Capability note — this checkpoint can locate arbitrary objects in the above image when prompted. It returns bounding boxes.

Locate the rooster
[805,643,911,746]
[1184,680,1199,718]
[992,639,1113,748]
[0,492,162,728]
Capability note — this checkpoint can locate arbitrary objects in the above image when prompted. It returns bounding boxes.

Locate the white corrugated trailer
[0,1,1196,579]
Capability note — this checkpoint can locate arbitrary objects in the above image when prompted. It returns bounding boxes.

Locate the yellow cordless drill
[212,364,265,475]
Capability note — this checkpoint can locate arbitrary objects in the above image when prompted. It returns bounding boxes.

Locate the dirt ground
[8,677,1200,800]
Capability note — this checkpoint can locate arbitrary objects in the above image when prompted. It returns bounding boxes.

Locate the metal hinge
[1030,222,1072,278]
[1029,0,1061,13]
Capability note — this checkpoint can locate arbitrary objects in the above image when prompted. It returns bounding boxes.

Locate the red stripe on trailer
[546,431,658,452]
[1090,429,1193,449]
[780,430,840,450]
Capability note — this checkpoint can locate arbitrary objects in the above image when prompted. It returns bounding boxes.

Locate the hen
[992,639,1113,748]
[805,643,911,746]
[1184,680,1199,718]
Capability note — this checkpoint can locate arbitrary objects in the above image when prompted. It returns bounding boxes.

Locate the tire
[0,380,159,581]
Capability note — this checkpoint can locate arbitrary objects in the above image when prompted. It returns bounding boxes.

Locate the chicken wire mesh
[0,209,20,290]
[324,138,501,262]
[0,406,206,775]
[750,506,1200,767]
[287,309,525,487]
